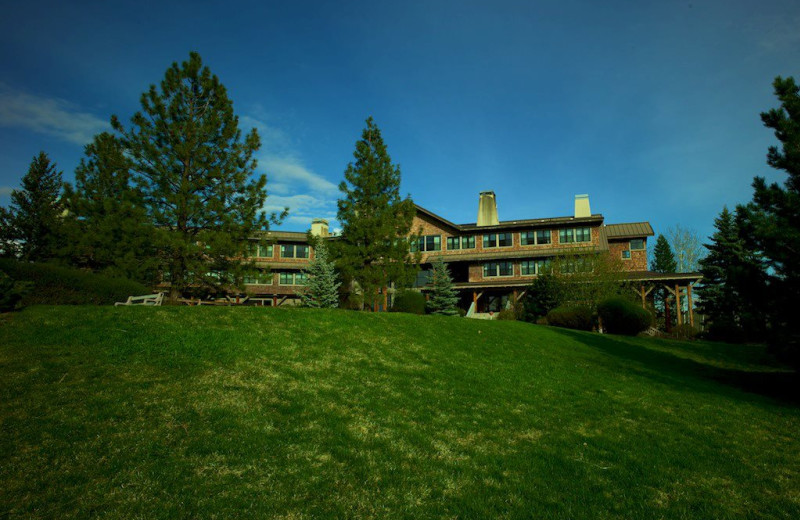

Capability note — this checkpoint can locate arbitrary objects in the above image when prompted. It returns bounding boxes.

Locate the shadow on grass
[549,327,800,406]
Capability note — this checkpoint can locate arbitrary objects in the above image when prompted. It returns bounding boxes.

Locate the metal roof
[604,222,654,239]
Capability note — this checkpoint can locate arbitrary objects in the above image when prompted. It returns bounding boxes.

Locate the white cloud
[0,83,108,146]
[243,113,340,230]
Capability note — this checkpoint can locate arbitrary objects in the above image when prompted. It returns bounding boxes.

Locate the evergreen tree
[650,234,677,328]
[698,207,767,342]
[61,133,157,284]
[650,234,677,273]
[299,238,341,308]
[427,256,459,315]
[335,117,418,308]
[0,152,64,261]
[111,52,279,299]
[743,76,800,359]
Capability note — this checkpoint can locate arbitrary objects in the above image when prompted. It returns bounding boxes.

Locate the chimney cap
[479,190,496,196]
[311,218,329,225]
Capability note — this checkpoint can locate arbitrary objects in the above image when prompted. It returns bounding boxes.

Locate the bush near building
[391,289,426,315]
[597,297,652,336]
[546,305,594,331]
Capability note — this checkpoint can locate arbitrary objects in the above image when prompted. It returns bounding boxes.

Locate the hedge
[0,259,151,306]
[597,297,652,336]
[546,305,594,331]
[391,289,426,315]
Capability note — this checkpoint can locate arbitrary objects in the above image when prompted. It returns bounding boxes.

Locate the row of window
[412,228,592,252]
[243,271,307,285]
[483,258,554,277]
[246,243,309,259]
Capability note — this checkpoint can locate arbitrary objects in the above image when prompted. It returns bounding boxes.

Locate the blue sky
[1,1,798,242]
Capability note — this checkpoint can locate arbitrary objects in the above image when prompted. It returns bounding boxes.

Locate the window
[559,227,592,244]
[412,234,441,252]
[280,244,310,258]
[622,250,631,260]
[248,242,273,258]
[483,261,513,277]
[521,258,553,275]
[279,271,306,285]
[521,230,552,246]
[244,270,271,285]
[630,239,645,250]
[446,236,476,250]
[483,233,512,248]
[561,257,591,274]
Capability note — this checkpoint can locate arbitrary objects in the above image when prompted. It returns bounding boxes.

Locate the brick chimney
[574,194,591,218]
[477,191,499,226]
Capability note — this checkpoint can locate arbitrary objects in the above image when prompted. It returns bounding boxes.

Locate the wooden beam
[675,284,682,326]
[663,284,676,296]
[640,283,646,309]
[687,284,694,327]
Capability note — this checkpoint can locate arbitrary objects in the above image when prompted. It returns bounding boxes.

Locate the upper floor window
[521,258,553,275]
[521,229,552,246]
[630,239,645,250]
[411,234,442,252]
[446,235,476,250]
[483,261,513,277]
[281,244,310,259]
[622,250,631,260]
[560,257,591,274]
[246,242,274,258]
[483,233,512,248]
[559,227,592,244]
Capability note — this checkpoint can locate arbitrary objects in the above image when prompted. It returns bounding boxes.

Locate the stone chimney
[574,194,591,218]
[310,218,329,237]
[477,191,499,226]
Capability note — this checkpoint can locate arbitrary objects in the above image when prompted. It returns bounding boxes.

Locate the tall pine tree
[0,152,64,261]
[111,52,279,299]
[335,117,418,309]
[743,76,800,358]
[427,256,459,316]
[650,234,677,329]
[61,133,157,284]
[698,207,767,342]
[299,238,341,308]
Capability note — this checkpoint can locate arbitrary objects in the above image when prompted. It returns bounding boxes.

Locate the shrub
[0,271,32,312]
[392,289,426,315]
[496,309,517,321]
[0,259,151,306]
[670,323,701,340]
[597,297,652,336]
[546,305,594,331]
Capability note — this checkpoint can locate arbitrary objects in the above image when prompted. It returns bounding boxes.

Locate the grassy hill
[1,306,798,519]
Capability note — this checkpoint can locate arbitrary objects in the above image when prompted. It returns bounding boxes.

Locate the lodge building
[242,191,701,323]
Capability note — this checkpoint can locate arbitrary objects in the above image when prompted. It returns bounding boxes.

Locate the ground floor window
[278,271,307,285]
[521,258,552,275]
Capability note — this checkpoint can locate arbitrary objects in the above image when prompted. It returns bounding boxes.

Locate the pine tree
[698,207,767,341]
[0,152,64,261]
[650,234,677,328]
[299,238,341,308]
[743,76,800,358]
[111,52,279,299]
[61,133,157,284]
[427,256,459,315]
[334,117,418,308]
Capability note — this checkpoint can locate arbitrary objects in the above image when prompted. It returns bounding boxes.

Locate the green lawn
[1,306,798,519]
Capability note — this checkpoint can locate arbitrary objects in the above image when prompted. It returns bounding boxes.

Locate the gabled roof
[604,222,654,239]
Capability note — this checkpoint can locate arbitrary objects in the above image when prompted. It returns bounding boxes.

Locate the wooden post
[675,284,682,326]
[640,284,646,309]
[687,284,694,327]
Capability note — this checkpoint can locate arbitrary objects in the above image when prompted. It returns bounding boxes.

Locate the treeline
[696,77,800,365]
[0,53,420,308]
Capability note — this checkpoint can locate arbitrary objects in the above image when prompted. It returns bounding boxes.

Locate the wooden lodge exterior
[241,191,701,321]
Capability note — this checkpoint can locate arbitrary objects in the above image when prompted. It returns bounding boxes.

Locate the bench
[115,292,165,306]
